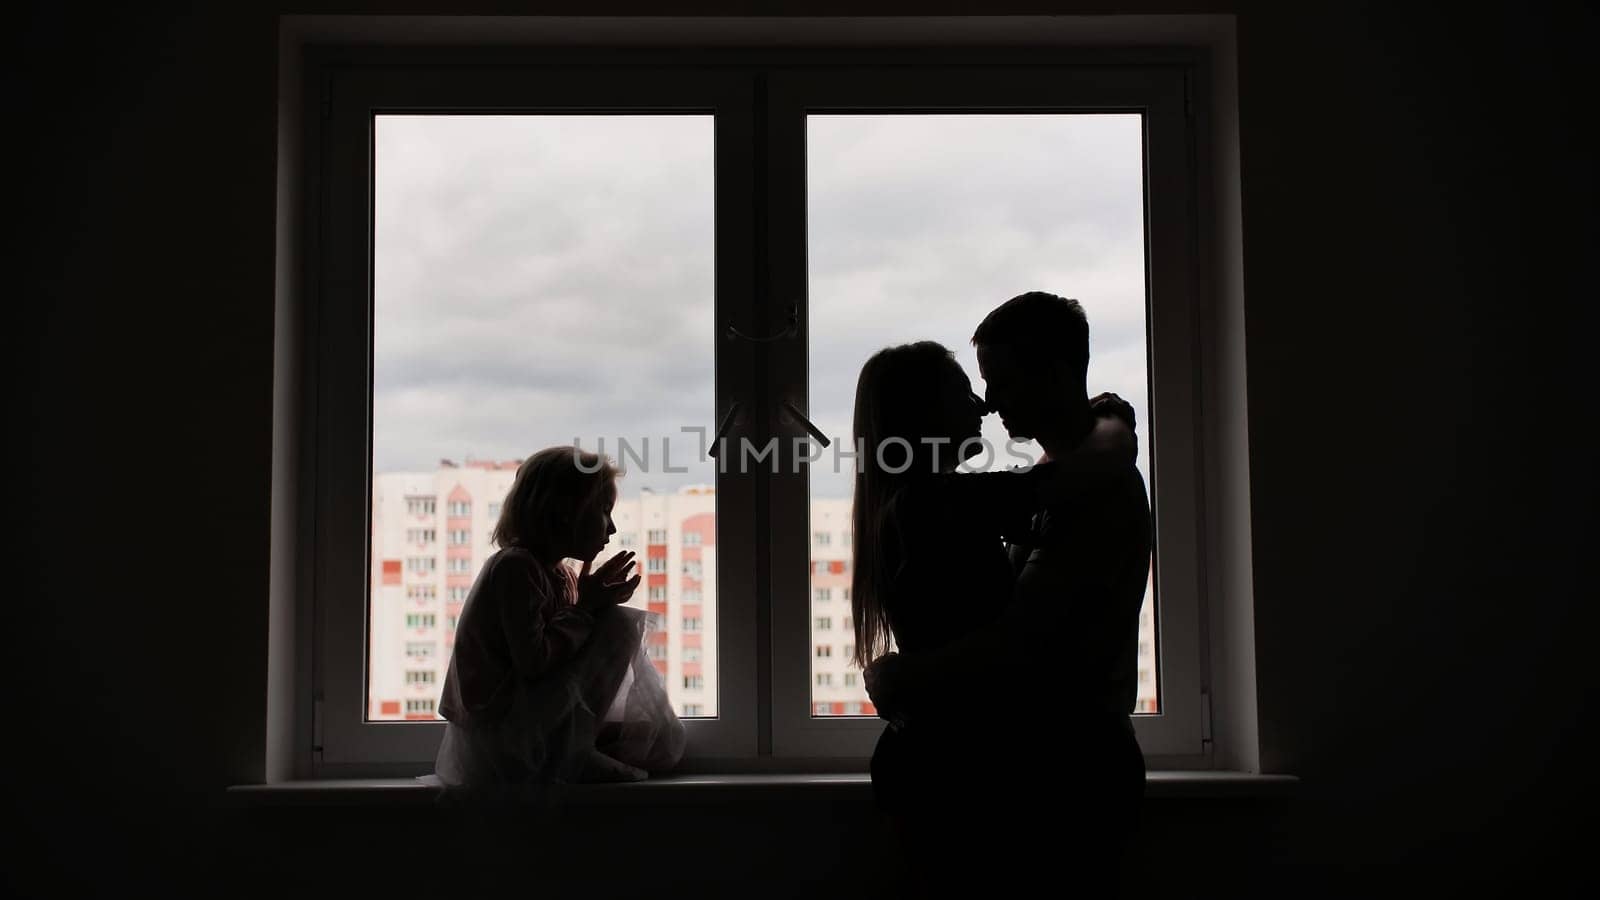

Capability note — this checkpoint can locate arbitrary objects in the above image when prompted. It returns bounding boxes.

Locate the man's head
[972,291,1090,441]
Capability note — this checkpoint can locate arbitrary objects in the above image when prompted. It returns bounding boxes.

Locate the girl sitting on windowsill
[434,445,685,787]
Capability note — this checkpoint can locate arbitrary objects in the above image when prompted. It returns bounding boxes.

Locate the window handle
[725,305,798,343]
[780,401,831,448]
[707,400,741,459]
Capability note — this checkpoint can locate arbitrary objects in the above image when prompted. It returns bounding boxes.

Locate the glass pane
[806,113,1157,717]
[368,115,718,721]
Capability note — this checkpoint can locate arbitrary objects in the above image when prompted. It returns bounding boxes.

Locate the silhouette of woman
[433,446,685,789]
[848,341,1134,886]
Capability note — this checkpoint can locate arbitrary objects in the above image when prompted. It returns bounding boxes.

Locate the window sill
[225,771,1297,807]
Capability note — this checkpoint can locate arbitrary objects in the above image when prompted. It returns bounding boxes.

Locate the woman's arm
[500,560,596,681]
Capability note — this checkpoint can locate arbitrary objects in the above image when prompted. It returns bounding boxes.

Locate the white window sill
[226,771,1297,807]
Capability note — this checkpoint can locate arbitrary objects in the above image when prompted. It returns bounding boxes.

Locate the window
[447,586,468,602]
[843,643,854,660]
[648,586,668,602]
[445,614,459,631]
[486,502,501,520]
[684,646,702,663]
[815,673,833,687]
[815,645,831,659]
[405,670,436,685]
[683,704,704,717]
[405,585,436,601]
[405,642,435,659]
[405,528,435,544]
[684,675,704,691]
[646,644,667,661]
[405,698,435,715]
[305,47,1217,770]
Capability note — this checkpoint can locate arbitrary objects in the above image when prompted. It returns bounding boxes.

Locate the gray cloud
[373,113,1150,498]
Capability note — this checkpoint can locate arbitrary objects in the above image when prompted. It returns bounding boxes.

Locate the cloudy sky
[373,113,1149,500]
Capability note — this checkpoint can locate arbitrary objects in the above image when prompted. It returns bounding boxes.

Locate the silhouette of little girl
[433,446,685,787]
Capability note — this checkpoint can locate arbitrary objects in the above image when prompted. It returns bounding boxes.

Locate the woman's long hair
[491,445,617,561]
[849,341,966,670]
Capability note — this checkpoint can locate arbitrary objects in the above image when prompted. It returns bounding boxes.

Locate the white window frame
[307,62,759,771]
[764,66,1207,761]
[288,37,1239,776]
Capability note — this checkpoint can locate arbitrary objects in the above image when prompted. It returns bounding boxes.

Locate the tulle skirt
[434,605,685,787]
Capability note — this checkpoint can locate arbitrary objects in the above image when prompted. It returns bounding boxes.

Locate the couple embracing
[852,291,1152,891]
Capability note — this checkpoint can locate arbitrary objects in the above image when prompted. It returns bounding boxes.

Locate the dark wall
[17,2,1592,895]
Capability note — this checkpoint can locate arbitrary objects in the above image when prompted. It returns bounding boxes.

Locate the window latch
[780,401,831,448]
[725,305,798,343]
[707,400,742,459]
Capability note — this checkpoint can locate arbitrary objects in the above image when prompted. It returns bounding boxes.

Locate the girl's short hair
[491,446,618,554]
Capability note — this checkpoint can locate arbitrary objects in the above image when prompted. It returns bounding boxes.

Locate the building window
[619,532,636,548]
[683,704,704,717]
[844,701,864,715]
[684,646,702,662]
[647,529,668,544]
[815,617,832,631]
[404,670,436,685]
[404,613,437,629]
[448,529,470,545]
[445,614,459,631]
[844,672,857,687]
[646,557,667,574]
[404,496,436,517]
[486,502,501,519]
[405,699,435,715]
[842,643,854,660]
[447,586,468,602]
[405,557,436,574]
[405,585,436,601]
[447,558,473,574]
[813,702,832,716]
[682,560,703,578]
[683,617,702,632]
[448,501,471,517]
[683,531,702,546]
[684,675,704,690]
[405,642,436,659]
[813,531,831,547]
[405,528,436,544]
[681,588,702,603]
[815,645,831,658]
[648,585,668,602]
[813,587,831,603]
[841,588,850,602]
[815,673,833,687]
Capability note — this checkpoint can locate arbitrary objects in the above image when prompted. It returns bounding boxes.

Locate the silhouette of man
[866,291,1152,890]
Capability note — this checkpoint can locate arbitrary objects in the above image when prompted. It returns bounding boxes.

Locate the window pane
[368,115,718,721]
[806,114,1157,717]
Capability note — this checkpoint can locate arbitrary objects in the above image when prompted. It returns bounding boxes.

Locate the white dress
[433,548,685,787]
